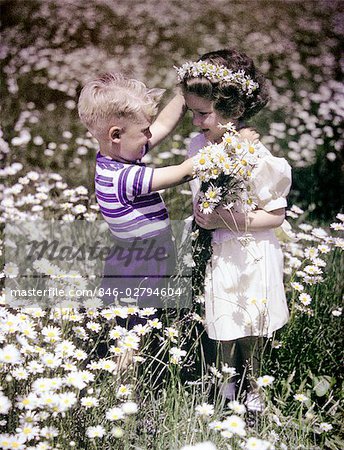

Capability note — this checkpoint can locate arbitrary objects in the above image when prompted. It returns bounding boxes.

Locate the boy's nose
[193,115,203,127]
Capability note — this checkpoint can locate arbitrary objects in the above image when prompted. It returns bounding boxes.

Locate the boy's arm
[151,158,194,191]
[238,127,260,143]
[149,93,187,149]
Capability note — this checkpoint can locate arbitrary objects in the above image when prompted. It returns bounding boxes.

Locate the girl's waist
[212,228,276,245]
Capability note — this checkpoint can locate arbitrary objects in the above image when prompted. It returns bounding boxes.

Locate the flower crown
[175,61,259,96]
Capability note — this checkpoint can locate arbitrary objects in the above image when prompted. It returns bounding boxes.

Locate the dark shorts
[100,229,176,312]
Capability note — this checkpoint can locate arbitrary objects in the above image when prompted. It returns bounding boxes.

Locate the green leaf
[313,375,334,397]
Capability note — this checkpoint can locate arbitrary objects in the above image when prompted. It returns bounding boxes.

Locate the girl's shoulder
[256,142,291,167]
[188,133,207,157]
[253,142,292,181]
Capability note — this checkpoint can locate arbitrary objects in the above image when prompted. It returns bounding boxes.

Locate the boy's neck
[99,146,139,164]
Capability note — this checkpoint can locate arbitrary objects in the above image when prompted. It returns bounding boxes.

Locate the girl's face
[184,93,231,143]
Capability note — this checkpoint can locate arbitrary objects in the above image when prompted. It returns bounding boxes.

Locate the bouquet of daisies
[191,122,261,298]
[194,122,260,216]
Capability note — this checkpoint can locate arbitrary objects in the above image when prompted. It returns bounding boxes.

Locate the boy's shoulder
[96,153,147,174]
[188,133,207,157]
[96,152,125,171]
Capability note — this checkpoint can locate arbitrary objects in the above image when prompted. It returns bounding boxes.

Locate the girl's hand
[194,205,225,230]
[238,127,260,143]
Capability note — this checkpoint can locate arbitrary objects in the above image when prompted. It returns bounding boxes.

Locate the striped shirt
[95,152,170,240]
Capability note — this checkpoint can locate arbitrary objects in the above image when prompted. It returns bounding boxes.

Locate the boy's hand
[238,127,260,143]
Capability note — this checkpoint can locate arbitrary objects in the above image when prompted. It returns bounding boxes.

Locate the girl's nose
[146,129,152,139]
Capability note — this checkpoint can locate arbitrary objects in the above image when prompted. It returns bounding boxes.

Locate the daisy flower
[205,185,222,203]
[303,265,322,276]
[41,325,62,343]
[121,401,138,415]
[86,321,101,332]
[164,326,179,342]
[86,425,106,438]
[227,400,246,415]
[0,344,22,364]
[56,392,77,412]
[106,407,124,421]
[244,437,272,450]
[193,152,212,172]
[299,293,312,305]
[148,318,162,329]
[319,422,333,432]
[183,253,196,267]
[80,397,99,408]
[99,359,117,373]
[3,262,19,278]
[111,427,124,438]
[294,393,308,403]
[257,375,275,387]
[195,403,214,417]
[0,395,11,414]
[221,415,246,436]
[116,384,131,398]
[290,282,304,292]
[41,353,61,369]
[304,247,319,260]
[169,347,186,365]
[221,364,237,377]
[199,197,216,214]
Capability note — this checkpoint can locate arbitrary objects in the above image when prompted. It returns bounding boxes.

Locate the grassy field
[0,1,343,449]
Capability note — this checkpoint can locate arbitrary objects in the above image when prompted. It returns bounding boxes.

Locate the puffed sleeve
[251,154,292,212]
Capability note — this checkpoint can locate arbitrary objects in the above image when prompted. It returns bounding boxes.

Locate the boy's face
[109,114,152,162]
[184,93,229,143]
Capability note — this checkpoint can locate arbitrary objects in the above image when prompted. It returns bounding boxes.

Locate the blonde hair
[78,73,165,135]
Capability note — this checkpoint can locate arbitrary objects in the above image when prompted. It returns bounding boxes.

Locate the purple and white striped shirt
[95,152,170,240]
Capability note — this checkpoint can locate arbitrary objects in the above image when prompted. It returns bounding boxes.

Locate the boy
[78,73,193,314]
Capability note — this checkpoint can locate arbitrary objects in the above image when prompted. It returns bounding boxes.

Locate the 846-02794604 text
[9,286,182,299]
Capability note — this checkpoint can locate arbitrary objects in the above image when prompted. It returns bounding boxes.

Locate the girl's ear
[147,88,166,103]
[228,102,245,119]
[109,126,121,143]
[230,103,245,120]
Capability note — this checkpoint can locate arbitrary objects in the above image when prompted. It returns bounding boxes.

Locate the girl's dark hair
[180,49,269,121]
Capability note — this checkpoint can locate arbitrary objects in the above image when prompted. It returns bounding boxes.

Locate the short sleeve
[251,155,292,212]
[116,165,154,203]
[188,133,207,157]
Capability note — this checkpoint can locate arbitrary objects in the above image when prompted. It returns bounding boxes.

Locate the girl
[176,49,292,409]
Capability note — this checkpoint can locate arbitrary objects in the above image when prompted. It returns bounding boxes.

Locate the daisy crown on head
[175,61,259,96]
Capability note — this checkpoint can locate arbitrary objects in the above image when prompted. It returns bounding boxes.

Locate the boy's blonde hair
[78,73,165,136]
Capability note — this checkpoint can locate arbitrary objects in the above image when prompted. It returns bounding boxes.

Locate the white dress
[188,134,292,341]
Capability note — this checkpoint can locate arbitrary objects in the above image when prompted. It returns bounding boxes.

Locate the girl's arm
[149,93,187,149]
[151,157,194,191]
[194,206,285,231]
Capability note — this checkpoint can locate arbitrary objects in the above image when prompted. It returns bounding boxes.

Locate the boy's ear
[147,88,165,102]
[109,126,121,143]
